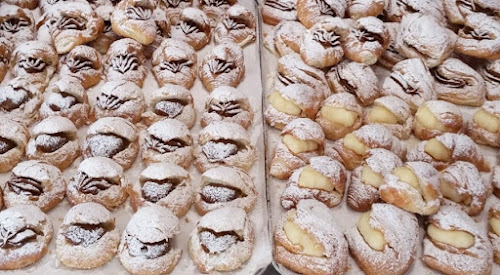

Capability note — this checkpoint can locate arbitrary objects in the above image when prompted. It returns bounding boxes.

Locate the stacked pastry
[263,0,500,274]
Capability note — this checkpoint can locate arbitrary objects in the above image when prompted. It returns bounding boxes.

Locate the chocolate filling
[63,223,113,247]
[163,0,189,8]
[154,99,186,118]
[35,133,69,153]
[0,18,30,33]
[390,71,419,95]
[0,136,16,154]
[316,0,336,16]
[179,20,200,35]
[208,100,242,117]
[127,234,170,259]
[458,0,498,17]
[334,66,356,93]
[19,57,46,73]
[141,178,180,203]
[96,92,125,110]
[264,0,295,11]
[431,68,467,88]
[66,56,94,73]
[126,6,153,20]
[0,86,29,111]
[207,59,234,74]
[110,53,139,74]
[77,172,116,195]
[484,67,500,83]
[202,139,240,162]
[200,183,242,203]
[8,176,43,197]
[103,21,113,33]
[146,135,187,154]
[312,29,341,48]
[223,18,247,30]
[87,133,129,158]
[353,28,384,44]
[54,16,87,31]
[48,92,78,112]
[199,229,242,254]
[201,0,228,7]
[0,226,38,249]
[461,26,492,40]
[159,59,193,73]
[277,73,297,86]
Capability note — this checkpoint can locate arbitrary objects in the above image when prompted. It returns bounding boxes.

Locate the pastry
[94,80,145,124]
[0,75,44,126]
[199,43,245,92]
[170,7,212,50]
[384,0,446,23]
[111,0,156,45]
[281,156,347,209]
[364,96,412,140]
[142,84,196,128]
[39,0,89,12]
[422,206,493,275]
[82,117,139,170]
[489,202,500,264]
[263,21,306,57]
[266,83,321,130]
[0,118,28,173]
[274,199,348,275]
[315,92,363,141]
[194,121,257,172]
[11,40,58,87]
[443,0,500,25]
[159,0,193,25]
[128,163,194,217]
[201,86,254,129]
[346,148,403,212]
[0,38,13,83]
[326,61,380,106]
[214,5,256,47]
[143,8,170,59]
[119,205,182,275]
[296,0,347,29]
[25,116,80,170]
[0,4,35,47]
[270,118,325,179]
[195,166,257,215]
[346,203,419,275]
[493,163,500,198]
[189,207,254,273]
[407,133,490,172]
[104,38,147,87]
[89,5,120,55]
[142,118,193,168]
[262,0,297,25]
[0,205,53,270]
[58,45,102,89]
[342,17,389,65]
[481,59,500,100]
[2,0,38,9]
[56,202,120,269]
[152,38,197,89]
[377,22,405,70]
[198,0,236,27]
[347,0,384,19]
[455,13,500,60]
[468,100,500,147]
[413,100,464,140]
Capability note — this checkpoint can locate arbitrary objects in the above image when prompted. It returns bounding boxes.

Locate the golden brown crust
[214,5,256,47]
[199,43,245,92]
[261,0,297,25]
[297,0,347,29]
[413,100,464,140]
[347,0,384,19]
[170,7,212,50]
[0,118,29,173]
[59,45,102,89]
[111,0,156,45]
[104,38,147,87]
[467,100,500,148]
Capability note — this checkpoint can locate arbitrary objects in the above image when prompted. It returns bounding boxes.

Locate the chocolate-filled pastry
[489,202,500,264]
[364,96,412,140]
[281,156,347,209]
[89,5,120,55]
[201,86,253,129]
[26,116,80,170]
[0,118,28,173]
[396,13,456,68]
[315,92,362,141]
[266,84,321,130]
[199,43,245,92]
[274,199,348,275]
[194,121,257,172]
[0,38,13,83]
[413,100,464,140]
[111,0,156,45]
[270,118,324,180]
[0,4,35,47]
[0,205,53,270]
[455,13,500,60]
[326,61,380,106]
[347,148,403,212]
[83,117,139,170]
[494,163,500,198]
[381,58,436,112]
[385,0,446,23]
[142,84,196,128]
[144,8,171,59]
[422,206,493,275]
[378,22,405,70]
[342,17,389,65]
[170,7,212,50]
[195,166,257,215]
[56,202,120,269]
[262,0,297,25]
[347,0,384,19]
[346,204,419,275]
[152,38,197,89]
[128,163,194,217]
[159,0,193,25]
[297,0,347,29]
[0,75,43,126]
[67,157,128,209]
[444,0,500,25]
[142,118,193,168]
[468,100,500,147]
[300,18,348,69]
[94,80,145,124]
[198,0,236,27]
[11,40,58,87]
[119,205,182,275]
[2,0,38,9]
[407,133,490,172]
[214,5,256,47]
[189,207,254,273]
[264,21,306,57]
[59,45,102,89]
[432,57,486,107]
[104,38,147,87]
[481,59,500,100]
[326,124,406,170]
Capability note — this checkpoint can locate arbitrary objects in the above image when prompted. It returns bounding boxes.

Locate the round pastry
[468,100,500,147]
[198,0,236,26]
[455,13,500,60]
[341,17,389,65]
[315,92,363,141]
[0,4,35,47]
[326,61,380,106]
[142,84,196,128]
[347,0,384,19]
[214,5,256,47]
[119,205,182,275]
[56,202,120,269]
[82,117,139,170]
[152,38,197,89]
[194,121,257,173]
[270,118,325,180]
[489,202,500,264]
[111,0,156,45]
[170,7,212,50]
[432,57,486,107]
[89,5,120,55]
[94,80,145,124]
[128,163,194,217]
[201,86,254,129]
[58,45,102,89]
[281,156,347,209]
[0,75,44,126]
[296,0,347,29]
[377,22,405,70]
[2,0,38,9]
[11,40,58,87]
[266,83,321,130]
[189,207,254,273]
[159,0,193,25]
[364,96,412,140]
[422,205,493,275]
[263,21,306,57]
[104,38,147,87]
[199,43,245,92]
[413,100,464,140]
[67,157,128,209]
[384,0,446,23]
[0,118,28,173]
[346,149,403,212]
[0,38,13,83]
[142,118,193,168]
[481,59,500,100]
[346,203,419,275]
[25,116,80,170]
[274,199,348,275]
[143,8,171,59]
[443,0,500,25]
[261,0,297,25]
[0,205,53,270]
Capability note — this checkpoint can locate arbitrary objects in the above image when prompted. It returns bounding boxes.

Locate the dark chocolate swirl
[390,71,419,95]
[159,59,193,73]
[126,6,153,20]
[19,57,46,73]
[316,0,336,16]
[0,137,16,154]
[96,92,124,110]
[76,171,116,195]
[208,100,242,117]
[432,68,467,88]
[146,135,187,154]
[207,59,234,74]
[0,226,37,249]
[312,29,340,47]
[110,53,139,74]
[0,18,29,33]
[53,16,87,31]
[66,57,94,73]
[0,86,29,111]
[222,18,246,30]
[8,176,43,197]
[201,0,228,7]
[179,21,199,35]
[264,0,296,11]
[352,28,384,44]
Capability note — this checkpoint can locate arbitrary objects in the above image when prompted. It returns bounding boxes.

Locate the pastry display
[94,80,145,124]
[199,43,245,92]
[363,96,412,140]
[214,5,256,47]
[0,118,29,173]
[467,100,500,147]
[159,0,193,25]
[264,20,305,57]
[0,38,13,83]
[11,40,58,86]
[481,59,500,100]
[104,38,147,87]
[413,100,464,140]
[152,38,197,89]
[296,0,347,29]
[170,7,212,50]
[111,0,156,45]
[262,0,297,25]
[201,86,253,129]
[0,75,44,126]
[198,0,236,26]
[455,13,500,60]
[377,22,405,70]
[384,0,446,23]
[58,45,103,89]
[342,17,389,65]
[0,4,35,47]
[346,0,384,19]
[443,0,500,25]
[489,202,500,264]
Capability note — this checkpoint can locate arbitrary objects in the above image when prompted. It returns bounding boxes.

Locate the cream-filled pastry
[0,4,35,47]
[364,96,412,140]
[199,43,245,92]
[104,38,147,87]
[89,5,120,55]
[0,118,29,173]
[262,0,297,25]
[443,0,499,25]
[0,76,44,126]
[201,86,254,129]
[58,45,102,89]
[214,5,256,47]
[152,38,197,89]
[263,21,305,57]
[170,7,212,50]
[413,100,464,140]
[111,0,156,45]
[455,13,500,60]
[0,38,13,83]
[467,100,500,147]
[143,8,171,59]
[159,0,193,24]
[489,202,500,264]
[493,162,500,198]
[296,0,347,29]
[11,40,58,87]
[481,59,500,100]
[198,0,236,27]
[385,0,446,23]
[94,80,145,124]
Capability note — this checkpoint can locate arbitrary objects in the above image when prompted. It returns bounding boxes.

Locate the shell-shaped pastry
[443,0,500,25]
[170,7,212,50]
[94,80,145,124]
[104,38,147,87]
[385,0,446,23]
[413,100,464,140]
[263,20,305,57]
[214,5,256,47]
[11,40,58,87]
[158,0,193,25]
[0,4,35,47]
[0,118,29,173]
[467,100,500,147]
[143,8,171,59]
[201,86,254,129]
[152,38,197,89]
[296,0,347,28]
[364,96,412,140]
[198,0,236,27]
[455,13,500,60]
[199,43,245,92]
[481,59,500,100]
[262,0,298,26]
[0,38,13,83]
[377,22,405,70]
[59,45,102,89]
[0,75,44,126]
[111,0,156,45]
